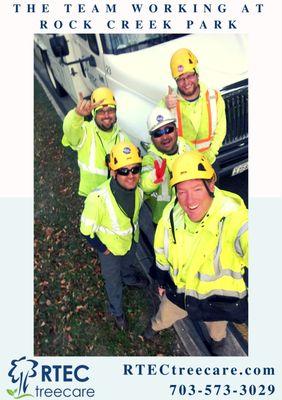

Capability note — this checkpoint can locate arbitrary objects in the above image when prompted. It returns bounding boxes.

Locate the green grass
[34,78,183,356]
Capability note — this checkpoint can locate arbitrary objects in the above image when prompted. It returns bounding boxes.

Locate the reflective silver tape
[185,289,247,300]
[234,222,248,256]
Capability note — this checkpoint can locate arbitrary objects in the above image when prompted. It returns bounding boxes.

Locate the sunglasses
[151,125,175,138]
[116,166,141,176]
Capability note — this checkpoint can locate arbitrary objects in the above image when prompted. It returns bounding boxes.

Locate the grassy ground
[34,78,185,356]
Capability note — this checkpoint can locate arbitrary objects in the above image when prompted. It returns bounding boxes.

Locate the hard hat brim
[170,172,216,187]
[150,118,176,133]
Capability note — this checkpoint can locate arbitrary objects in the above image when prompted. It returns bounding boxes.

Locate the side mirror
[88,55,97,67]
[50,36,69,58]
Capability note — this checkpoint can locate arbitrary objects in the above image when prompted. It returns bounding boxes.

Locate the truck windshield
[100,34,188,55]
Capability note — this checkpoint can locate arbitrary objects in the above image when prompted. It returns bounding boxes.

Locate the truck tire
[42,52,67,97]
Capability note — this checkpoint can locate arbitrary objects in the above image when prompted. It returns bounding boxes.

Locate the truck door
[67,34,107,97]
[35,34,78,100]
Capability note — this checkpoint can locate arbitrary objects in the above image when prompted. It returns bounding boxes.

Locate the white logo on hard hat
[178,65,184,72]
[123,147,131,154]
[156,115,164,123]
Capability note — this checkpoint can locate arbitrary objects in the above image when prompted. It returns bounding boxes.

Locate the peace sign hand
[153,159,167,184]
[75,92,104,117]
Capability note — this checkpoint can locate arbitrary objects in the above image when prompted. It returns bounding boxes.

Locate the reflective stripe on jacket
[159,82,226,164]
[80,179,143,256]
[154,188,248,299]
[62,109,128,196]
[141,137,190,224]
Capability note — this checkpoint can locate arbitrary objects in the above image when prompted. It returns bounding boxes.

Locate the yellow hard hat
[91,87,116,108]
[170,48,199,80]
[109,142,142,170]
[170,151,215,186]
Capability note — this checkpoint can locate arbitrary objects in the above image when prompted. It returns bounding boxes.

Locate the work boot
[114,315,127,331]
[209,338,226,356]
[143,322,157,340]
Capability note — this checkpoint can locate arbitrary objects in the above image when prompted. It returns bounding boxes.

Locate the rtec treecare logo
[7,356,38,398]
[7,357,92,399]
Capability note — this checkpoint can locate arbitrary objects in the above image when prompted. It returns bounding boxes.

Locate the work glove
[165,86,178,110]
[153,159,166,184]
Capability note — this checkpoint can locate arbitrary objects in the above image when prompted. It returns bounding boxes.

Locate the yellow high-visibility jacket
[62,109,129,196]
[155,187,248,300]
[159,82,226,164]
[140,137,190,224]
[80,179,143,256]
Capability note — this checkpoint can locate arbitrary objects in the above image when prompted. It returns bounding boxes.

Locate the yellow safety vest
[141,137,190,224]
[62,110,129,196]
[159,83,226,164]
[177,88,218,150]
[155,188,248,299]
[80,179,143,256]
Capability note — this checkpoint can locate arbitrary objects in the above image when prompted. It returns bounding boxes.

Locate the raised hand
[75,92,104,117]
[165,85,177,110]
[153,159,167,184]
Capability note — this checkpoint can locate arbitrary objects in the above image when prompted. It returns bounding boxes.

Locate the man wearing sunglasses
[141,107,190,225]
[62,87,129,197]
[80,142,147,330]
[159,48,226,166]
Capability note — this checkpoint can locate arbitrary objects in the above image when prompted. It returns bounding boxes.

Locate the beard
[95,116,117,131]
[177,74,200,100]
[178,82,200,100]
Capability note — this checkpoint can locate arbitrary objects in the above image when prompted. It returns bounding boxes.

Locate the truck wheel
[42,52,67,97]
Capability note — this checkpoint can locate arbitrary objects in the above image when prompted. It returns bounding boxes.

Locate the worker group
[62,48,248,356]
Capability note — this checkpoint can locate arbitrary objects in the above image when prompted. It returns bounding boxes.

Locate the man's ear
[110,169,116,178]
[209,178,215,193]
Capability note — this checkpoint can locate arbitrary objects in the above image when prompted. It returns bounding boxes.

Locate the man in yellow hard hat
[141,106,190,225]
[143,151,248,355]
[159,48,226,166]
[62,87,129,196]
[80,142,147,330]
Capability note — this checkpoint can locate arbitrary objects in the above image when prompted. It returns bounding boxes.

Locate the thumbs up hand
[165,86,177,110]
[153,159,167,184]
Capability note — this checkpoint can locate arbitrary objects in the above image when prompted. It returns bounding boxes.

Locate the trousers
[151,294,227,341]
[98,243,138,317]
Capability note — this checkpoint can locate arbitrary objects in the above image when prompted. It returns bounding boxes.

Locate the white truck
[34,33,248,176]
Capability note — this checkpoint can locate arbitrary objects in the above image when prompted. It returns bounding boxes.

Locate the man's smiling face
[176,179,214,222]
[151,123,178,155]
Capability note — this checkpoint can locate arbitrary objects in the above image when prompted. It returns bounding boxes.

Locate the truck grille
[222,86,248,145]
